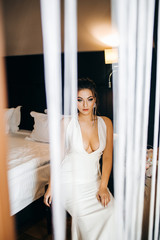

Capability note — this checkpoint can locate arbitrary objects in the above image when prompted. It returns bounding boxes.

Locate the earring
[93,103,96,116]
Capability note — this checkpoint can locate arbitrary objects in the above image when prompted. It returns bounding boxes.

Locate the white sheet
[7,131,50,215]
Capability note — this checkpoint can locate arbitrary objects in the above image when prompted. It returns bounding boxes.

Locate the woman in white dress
[44,78,115,239]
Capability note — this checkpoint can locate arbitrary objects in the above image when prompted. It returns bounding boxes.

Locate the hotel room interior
[1,0,158,239]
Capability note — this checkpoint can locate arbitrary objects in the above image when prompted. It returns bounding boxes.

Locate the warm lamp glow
[101,34,119,47]
[104,48,118,64]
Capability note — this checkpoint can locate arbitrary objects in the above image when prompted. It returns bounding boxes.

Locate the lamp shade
[104,48,118,64]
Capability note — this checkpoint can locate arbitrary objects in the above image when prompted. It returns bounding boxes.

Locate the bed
[5,106,50,219]
[7,130,50,216]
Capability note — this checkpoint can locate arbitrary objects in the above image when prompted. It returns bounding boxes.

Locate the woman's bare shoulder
[99,116,113,127]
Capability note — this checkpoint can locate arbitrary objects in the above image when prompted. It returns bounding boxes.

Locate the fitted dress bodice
[61,116,107,184]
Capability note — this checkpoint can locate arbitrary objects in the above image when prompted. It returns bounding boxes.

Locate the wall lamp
[104,48,118,88]
[104,48,118,64]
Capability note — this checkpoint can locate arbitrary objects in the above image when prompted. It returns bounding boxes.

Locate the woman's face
[77,89,96,115]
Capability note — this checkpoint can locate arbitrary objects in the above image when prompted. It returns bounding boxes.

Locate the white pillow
[10,106,22,133]
[5,108,14,133]
[5,106,21,133]
[30,111,49,143]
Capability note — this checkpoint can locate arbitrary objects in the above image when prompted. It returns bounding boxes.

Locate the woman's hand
[96,188,110,207]
[44,185,52,207]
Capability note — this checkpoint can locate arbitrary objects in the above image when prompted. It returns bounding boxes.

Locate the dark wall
[147,0,159,147]
[147,48,157,147]
[6,54,46,130]
[5,51,113,130]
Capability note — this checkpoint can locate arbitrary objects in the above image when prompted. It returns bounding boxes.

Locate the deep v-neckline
[77,117,100,155]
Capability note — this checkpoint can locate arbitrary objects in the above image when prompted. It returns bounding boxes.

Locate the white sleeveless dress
[61,116,115,240]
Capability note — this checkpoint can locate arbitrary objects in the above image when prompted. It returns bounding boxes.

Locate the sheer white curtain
[40,0,77,239]
[40,0,65,239]
[112,0,160,239]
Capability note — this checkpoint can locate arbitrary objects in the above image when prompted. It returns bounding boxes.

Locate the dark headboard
[5,54,47,130]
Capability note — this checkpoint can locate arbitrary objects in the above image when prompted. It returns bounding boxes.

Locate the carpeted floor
[16,213,71,240]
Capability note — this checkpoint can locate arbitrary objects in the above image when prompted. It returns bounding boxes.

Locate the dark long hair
[78,78,98,120]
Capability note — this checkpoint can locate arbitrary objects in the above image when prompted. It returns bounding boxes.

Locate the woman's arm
[44,178,52,207]
[96,117,113,207]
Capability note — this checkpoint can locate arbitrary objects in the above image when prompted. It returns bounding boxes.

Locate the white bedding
[7,131,50,215]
